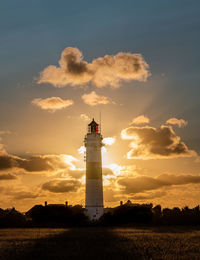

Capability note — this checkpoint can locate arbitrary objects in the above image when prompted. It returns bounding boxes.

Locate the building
[84,118,104,220]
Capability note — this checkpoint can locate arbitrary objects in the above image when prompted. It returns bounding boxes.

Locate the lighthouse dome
[88,118,99,133]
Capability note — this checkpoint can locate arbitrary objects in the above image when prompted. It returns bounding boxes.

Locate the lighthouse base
[85,206,104,220]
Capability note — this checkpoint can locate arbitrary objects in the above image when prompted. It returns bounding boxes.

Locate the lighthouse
[84,118,104,220]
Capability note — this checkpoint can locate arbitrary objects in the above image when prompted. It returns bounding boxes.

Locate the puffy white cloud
[32,97,74,112]
[82,91,111,106]
[130,115,150,125]
[38,47,150,88]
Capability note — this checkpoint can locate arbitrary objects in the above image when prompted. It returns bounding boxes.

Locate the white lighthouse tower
[84,118,104,220]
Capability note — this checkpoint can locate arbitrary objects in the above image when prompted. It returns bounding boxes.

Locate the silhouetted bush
[161,205,200,225]
[0,208,26,227]
[99,202,153,226]
[26,204,89,227]
[2,201,200,227]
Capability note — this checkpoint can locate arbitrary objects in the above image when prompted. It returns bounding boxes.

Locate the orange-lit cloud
[1,184,40,201]
[42,179,81,193]
[131,191,166,200]
[14,191,39,200]
[82,91,111,106]
[118,174,200,194]
[121,125,196,159]
[0,153,77,173]
[103,168,114,176]
[17,155,68,172]
[130,115,150,125]
[38,47,150,88]
[67,169,85,179]
[32,97,74,112]
[57,167,114,181]
[166,117,188,128]
[0,173,17,180]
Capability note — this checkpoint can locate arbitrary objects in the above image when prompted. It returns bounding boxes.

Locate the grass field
[1,227,200,259]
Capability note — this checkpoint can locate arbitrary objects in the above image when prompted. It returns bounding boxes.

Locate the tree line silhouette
[1,201,200,227]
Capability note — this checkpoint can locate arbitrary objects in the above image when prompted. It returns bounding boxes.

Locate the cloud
[131,191,166,200]
[0,173,17,180]
[80,114,90,121]
[37,47,150,88]
[0,153,74,173]
[103,137,115,146]
[103,168,114,176]
[130,115,150,125]
[42,179,81,193]
[31,97,74,112]
[166,117,188,128]
[121,125,196,159]
[14,191,39,200]
[56,168,85,180]
[68,169,84,179]
[105,163,126,177]
[0,153,17,170]
[16,155,57,172]
[118,174,200,194]
[62,155,78,170]
[82,91,112,106]
[57,166,114,180]
[78,146,86,155]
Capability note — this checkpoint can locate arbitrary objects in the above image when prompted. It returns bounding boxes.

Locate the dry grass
[1,227,200,259]
[111,227,200,259]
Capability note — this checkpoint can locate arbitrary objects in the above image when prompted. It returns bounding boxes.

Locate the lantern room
[88,118,99,133]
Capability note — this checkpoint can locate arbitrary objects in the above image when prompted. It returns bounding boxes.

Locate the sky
[0,0,200,211]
